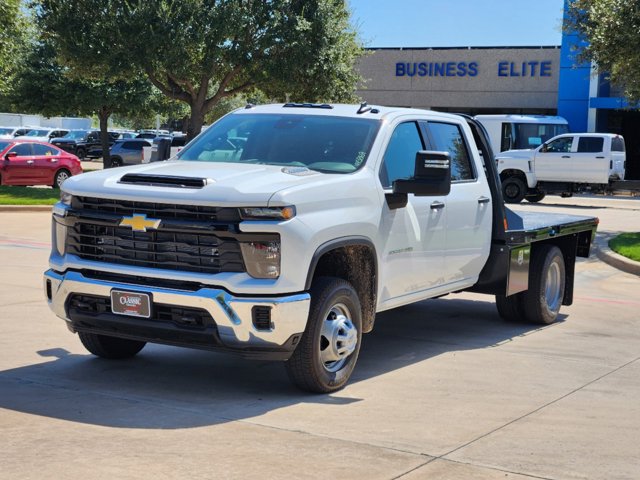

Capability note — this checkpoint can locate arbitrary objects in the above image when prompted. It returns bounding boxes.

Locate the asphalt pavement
[0,195,639,479]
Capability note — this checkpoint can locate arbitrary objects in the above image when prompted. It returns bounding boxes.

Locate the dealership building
[355,23,640,179]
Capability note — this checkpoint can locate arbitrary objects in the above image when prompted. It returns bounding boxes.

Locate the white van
[475,114,570,153]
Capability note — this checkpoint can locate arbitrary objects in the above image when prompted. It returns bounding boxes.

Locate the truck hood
[496,149,535,161]
[62,160,328,205]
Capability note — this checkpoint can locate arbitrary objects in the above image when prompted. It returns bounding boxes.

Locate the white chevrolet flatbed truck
[44,104,598,393]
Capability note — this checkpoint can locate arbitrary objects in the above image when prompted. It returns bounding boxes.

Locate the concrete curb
[593,233,640,277]
[0,205,53,212]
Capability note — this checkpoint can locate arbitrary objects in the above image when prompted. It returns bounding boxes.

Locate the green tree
[0,0,29,108]
[37,0,363,140]
[11,41,154,167]
[566,0,640,103]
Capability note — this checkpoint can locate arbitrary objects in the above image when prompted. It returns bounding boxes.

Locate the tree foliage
[37,0,364,139]
[0,0,29,107]
[567,0,640,103]
[11,40,154,167]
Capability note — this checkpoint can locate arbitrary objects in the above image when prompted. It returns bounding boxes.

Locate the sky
[348,0,567,48]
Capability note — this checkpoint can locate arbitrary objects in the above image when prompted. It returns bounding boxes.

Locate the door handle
[561,155,571,158]
[50,159,58,163]
[596,156,605,159]
[26,160,34,164]
[478,196,491,204]
[430,201,445,210]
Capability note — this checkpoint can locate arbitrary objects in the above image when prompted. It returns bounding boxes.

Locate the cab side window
[577,137,604,153]
[7,144,33,156]
[545,137,573,153]
[426,122,475,181]
[379,122,424,188]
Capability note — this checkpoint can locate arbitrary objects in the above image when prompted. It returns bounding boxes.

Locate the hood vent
[119,174,209,189]
[281,166,318,176]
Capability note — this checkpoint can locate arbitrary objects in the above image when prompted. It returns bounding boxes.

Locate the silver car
[109,138,152,166]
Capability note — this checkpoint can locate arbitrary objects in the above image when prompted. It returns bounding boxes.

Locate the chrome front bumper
[44,269,310,360]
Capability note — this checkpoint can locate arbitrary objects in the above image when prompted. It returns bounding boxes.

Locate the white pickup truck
[44,104,598,393]
[497,133,626,203]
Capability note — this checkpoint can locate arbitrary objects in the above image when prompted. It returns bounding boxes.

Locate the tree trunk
[186,103,206,142]
[98,107,112,168]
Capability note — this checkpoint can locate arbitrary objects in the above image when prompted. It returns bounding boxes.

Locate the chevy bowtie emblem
[119,214,161,232]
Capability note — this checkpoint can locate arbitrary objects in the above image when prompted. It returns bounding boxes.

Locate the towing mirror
[393,151,451,197]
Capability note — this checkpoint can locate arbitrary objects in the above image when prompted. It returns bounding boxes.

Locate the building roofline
[365,46,561,51]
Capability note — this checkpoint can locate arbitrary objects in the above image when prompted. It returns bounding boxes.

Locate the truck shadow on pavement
[0,296,557,429]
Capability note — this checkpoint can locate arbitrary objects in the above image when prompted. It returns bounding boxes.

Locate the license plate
[111,290,151,318]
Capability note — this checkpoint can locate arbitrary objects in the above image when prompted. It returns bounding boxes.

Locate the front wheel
[526,192,546,203]
[78,332,146,359]
[502,177,527,204]
[285,277,362,393]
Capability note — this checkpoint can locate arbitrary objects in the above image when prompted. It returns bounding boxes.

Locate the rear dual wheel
[496,245,565,325]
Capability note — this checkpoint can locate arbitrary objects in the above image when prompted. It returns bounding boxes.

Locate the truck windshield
[178,113,381,173]
[503,123,570,150]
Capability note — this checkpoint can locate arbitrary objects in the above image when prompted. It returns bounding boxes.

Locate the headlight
[54,218,67,256]
[60,190,72,206]
[53,190,72,218]
[240,241,281,279]
[240,206,296,221]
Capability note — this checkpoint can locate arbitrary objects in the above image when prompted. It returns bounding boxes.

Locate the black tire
[52,169,71,189]
[526,192,546,203]
[76,148,86,160]
[78,332,146,359]
[285,277,362,393]
[521,245,565,325]
[502,177,527,204]
[110,157,123,167]
[495,292,526,322]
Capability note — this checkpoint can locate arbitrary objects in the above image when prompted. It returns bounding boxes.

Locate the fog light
[240,241,281,278]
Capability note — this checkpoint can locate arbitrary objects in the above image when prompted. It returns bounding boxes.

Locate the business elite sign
[395,60,553,78]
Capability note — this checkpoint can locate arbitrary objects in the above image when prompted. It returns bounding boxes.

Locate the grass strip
[0,186,60,205]
[609,232,640,262]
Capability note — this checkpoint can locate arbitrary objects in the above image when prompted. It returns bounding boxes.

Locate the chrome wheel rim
[505,183,520,199]
[544,261,562,313]
[319,302,358,373]
[56,171,69,187]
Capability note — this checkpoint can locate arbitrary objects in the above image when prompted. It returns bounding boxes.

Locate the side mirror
[4,152,18,161]
[540,144,548,153]
[393,151,452,197]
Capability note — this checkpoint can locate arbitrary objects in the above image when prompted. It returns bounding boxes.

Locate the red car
[0,139,83,188]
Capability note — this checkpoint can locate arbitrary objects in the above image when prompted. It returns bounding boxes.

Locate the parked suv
[109,138,152,166]
[51,130,120,160]
[17,128,70,142]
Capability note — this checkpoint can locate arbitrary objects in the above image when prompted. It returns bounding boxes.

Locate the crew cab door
[31,143,64,184]
[572,136,609,184]
[3,143,35,184]
[533,135,575,181]
[422,120,492,285]
[378,121,446,301]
